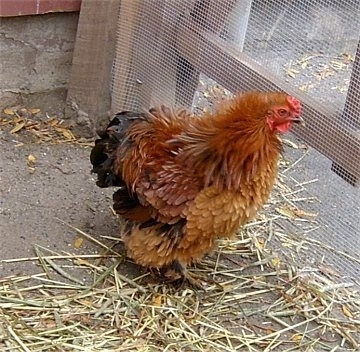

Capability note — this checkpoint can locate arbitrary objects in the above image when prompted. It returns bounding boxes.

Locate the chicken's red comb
[287,96,301,114]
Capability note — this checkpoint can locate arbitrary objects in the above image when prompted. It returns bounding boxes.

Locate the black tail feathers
[90,111,147,188]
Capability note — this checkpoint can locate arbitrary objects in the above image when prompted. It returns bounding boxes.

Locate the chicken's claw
[155,261,207,289]
[181,270,207,290]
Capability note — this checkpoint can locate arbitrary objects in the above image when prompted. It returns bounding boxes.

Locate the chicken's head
[266,96,303,133]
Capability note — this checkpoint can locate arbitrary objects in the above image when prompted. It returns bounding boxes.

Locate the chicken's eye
[277,108,289,117]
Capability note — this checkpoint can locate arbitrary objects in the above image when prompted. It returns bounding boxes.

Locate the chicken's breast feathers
[185,187,256,245]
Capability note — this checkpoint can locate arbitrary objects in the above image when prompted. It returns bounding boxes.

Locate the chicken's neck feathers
[177,113,282,191]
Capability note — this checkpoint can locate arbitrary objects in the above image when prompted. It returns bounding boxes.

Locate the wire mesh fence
[110,0,359,282]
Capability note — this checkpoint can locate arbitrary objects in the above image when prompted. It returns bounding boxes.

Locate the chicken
[90,91,302,286]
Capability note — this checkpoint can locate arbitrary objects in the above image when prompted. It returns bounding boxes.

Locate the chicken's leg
[165,260,207,289]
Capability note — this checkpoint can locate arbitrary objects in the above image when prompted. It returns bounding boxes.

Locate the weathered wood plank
[331,40,360,186]
[130,0,240,110]
[175,0,241,106]
[111,0,248,111]
[176,21,360,182]
[65,0,120,136]
[131,0,178,109]
[110,0,142,113]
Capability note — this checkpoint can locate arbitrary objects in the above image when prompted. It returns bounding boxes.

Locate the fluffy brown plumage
[90,91,302,284]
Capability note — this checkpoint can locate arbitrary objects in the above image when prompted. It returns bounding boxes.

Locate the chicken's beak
[292,116,305,126]
[106,126,117,133]
[106,125,120,136]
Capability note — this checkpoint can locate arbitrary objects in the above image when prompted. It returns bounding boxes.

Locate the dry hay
[0,107,91,146]
[282,52,354,94]
[1,151,359,352]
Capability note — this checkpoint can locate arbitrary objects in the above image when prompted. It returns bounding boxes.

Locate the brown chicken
[90,91,302,285]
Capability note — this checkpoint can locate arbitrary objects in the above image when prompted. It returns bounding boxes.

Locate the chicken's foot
[166,260,208,289]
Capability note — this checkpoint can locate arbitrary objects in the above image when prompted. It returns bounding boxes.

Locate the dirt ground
[0,121,123,278]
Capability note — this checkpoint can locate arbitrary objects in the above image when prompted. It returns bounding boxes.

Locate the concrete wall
[0,12,79,116]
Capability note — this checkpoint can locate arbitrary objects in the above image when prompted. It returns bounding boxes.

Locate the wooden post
[65,0,120,137]
[110,0,142,113]
[111,0,175,111]
[175,0,241,107]
[120,0,242,110]
[227,0,252,51]
[331,40,360,186]
[110,0,245,111]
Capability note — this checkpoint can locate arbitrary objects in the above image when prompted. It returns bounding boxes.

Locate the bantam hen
[90,91,302,286]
